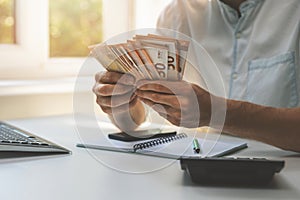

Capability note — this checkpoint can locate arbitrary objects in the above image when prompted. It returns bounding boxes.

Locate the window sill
[0,76,93,96]
[0,76,95,119]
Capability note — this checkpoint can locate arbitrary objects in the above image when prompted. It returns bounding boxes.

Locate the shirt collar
[218,0,262,13]
[240,0,261,13]
[217,0,264,28]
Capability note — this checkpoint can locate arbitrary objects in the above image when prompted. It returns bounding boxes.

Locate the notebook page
[137,136,247,158]
[77,130,247,158]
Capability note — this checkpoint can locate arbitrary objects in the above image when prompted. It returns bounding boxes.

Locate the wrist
[222,99,245,135]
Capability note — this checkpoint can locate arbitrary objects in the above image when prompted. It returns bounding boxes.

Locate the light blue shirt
[157,0,300,108]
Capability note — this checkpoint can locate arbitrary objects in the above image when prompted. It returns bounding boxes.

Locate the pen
[193,139,201,154]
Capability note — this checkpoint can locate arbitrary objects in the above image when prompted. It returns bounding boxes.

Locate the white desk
[1,115,300,200]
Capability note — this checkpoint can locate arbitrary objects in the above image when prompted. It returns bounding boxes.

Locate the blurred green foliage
[50,0,103,57]
[0,0,15,44]
[0,0,102,57]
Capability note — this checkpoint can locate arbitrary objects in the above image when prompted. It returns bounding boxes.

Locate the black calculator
[180,157,285,185]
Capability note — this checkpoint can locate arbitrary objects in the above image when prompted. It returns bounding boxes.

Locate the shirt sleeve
[156,0,189,34]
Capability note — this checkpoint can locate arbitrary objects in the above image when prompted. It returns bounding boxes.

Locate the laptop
[0,121,70,158]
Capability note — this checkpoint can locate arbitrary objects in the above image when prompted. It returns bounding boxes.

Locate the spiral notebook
[77,132,247,159]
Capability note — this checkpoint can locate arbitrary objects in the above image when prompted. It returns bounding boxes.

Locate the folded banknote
[90,34,190,81]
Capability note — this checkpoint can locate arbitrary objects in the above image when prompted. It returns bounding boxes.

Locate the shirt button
[232,73,238,80]
[236,32,242,39]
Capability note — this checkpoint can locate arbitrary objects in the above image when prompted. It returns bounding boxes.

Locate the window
[49,0,103,57]
[0,0,15,44]
[0,0,172,79]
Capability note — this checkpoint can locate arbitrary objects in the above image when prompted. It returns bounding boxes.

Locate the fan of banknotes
[90,34,190,81]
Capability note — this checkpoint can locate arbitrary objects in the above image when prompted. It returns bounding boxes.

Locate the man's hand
[93,71,137,114]
[136,80,213,128]
[94,76,300,152]
[93,71,146,131]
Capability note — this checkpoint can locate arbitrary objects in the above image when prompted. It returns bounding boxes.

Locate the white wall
[0,93,73,120]
[135,0,173,29]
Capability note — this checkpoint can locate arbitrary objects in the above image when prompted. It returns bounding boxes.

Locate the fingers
[93,84,133,96]
[136,90,182,108]
[99,97,138,114]
[136,81,205,128]
[143,100,196,127]
[96,93,136,108]
[136,80,191,95]
[140,97,181,120]
[93,71,135,96]
[95,71,135,85]
[143,100,182,126]
[94,71,137,115]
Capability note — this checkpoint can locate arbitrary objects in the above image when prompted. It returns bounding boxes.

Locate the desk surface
[1,115,300,200]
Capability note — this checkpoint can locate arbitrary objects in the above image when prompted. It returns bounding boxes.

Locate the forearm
[108,100,146,131]
[223,100,300,152]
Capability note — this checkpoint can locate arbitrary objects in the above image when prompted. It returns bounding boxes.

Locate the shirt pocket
[246,51,298,108]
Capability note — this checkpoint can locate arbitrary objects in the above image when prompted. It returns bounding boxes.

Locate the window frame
[0,0,48,79]
[0,0,170,79]
[0,0,134,79]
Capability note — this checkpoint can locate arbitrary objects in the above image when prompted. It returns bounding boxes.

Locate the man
[93,0,300,152]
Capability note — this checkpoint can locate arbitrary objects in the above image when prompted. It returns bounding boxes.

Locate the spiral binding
[133,133,187,152]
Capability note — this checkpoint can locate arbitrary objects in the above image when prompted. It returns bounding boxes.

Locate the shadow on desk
[240,150,300,158]
[0,152,70,163]
[180,173,300,199]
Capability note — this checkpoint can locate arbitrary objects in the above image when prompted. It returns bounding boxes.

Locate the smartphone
[108,129,177,142]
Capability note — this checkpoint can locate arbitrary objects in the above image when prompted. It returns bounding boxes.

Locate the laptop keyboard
[0,122,70,154]
[0,124,50,146]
